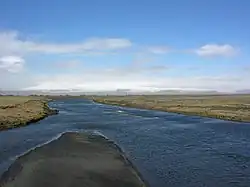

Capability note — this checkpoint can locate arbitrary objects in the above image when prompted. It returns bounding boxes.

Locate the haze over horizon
[0,0,249,92]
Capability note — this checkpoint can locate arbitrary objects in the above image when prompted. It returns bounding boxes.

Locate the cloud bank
[195,44,238,57]
[23,72,249,92]
[0,30,244,92]
[0,56,25,73]
[0,31,132,56]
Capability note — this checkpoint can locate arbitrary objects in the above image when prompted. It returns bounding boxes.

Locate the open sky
[0,0,249,92]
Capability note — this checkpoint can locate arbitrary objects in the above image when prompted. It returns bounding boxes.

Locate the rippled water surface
[1,99,250,187]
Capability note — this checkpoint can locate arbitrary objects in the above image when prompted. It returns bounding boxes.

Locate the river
[0,99,250,187]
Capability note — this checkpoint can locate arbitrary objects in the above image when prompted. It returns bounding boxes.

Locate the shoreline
[0,98,58,131]
[0,132,148,187]
[93,98,250,123]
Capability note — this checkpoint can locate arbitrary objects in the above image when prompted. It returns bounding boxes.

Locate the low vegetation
[92,94,250,123]
[0,96,58,131]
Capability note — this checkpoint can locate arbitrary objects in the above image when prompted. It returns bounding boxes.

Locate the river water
[0,99,250,187]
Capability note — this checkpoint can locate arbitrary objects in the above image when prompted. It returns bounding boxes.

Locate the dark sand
[0,132,147,187]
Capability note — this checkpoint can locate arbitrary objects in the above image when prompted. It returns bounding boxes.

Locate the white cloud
[27,38,132,54]
[0,72,34,90]
[148,46,170,54]
[140,76,249,92]
[0,31,132,56]
[102,65,169,76]
[21,68,249,92]
[0,56,25,73]
[195,44,238,57]
[0,30,246,92]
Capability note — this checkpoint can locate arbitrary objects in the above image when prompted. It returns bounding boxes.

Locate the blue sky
[0,0,249,91]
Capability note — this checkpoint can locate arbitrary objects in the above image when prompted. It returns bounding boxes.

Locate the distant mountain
[236,89,250,94]
[154,89,220,95]
[156,90,182,93]
[116,89,131,92]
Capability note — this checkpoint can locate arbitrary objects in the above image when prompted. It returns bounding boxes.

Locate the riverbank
[92,95,250,123]
[0,132,147,187]
[0,96,58,131]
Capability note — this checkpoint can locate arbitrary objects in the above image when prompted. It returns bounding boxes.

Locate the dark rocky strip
[0,132,148,187]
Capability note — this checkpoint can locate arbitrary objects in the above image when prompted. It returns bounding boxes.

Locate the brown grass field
[0,96,58,131]
[92,94,250,123]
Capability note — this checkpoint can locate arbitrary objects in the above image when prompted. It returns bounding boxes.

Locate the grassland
[0,96,58,131]
[92,94,250,123]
